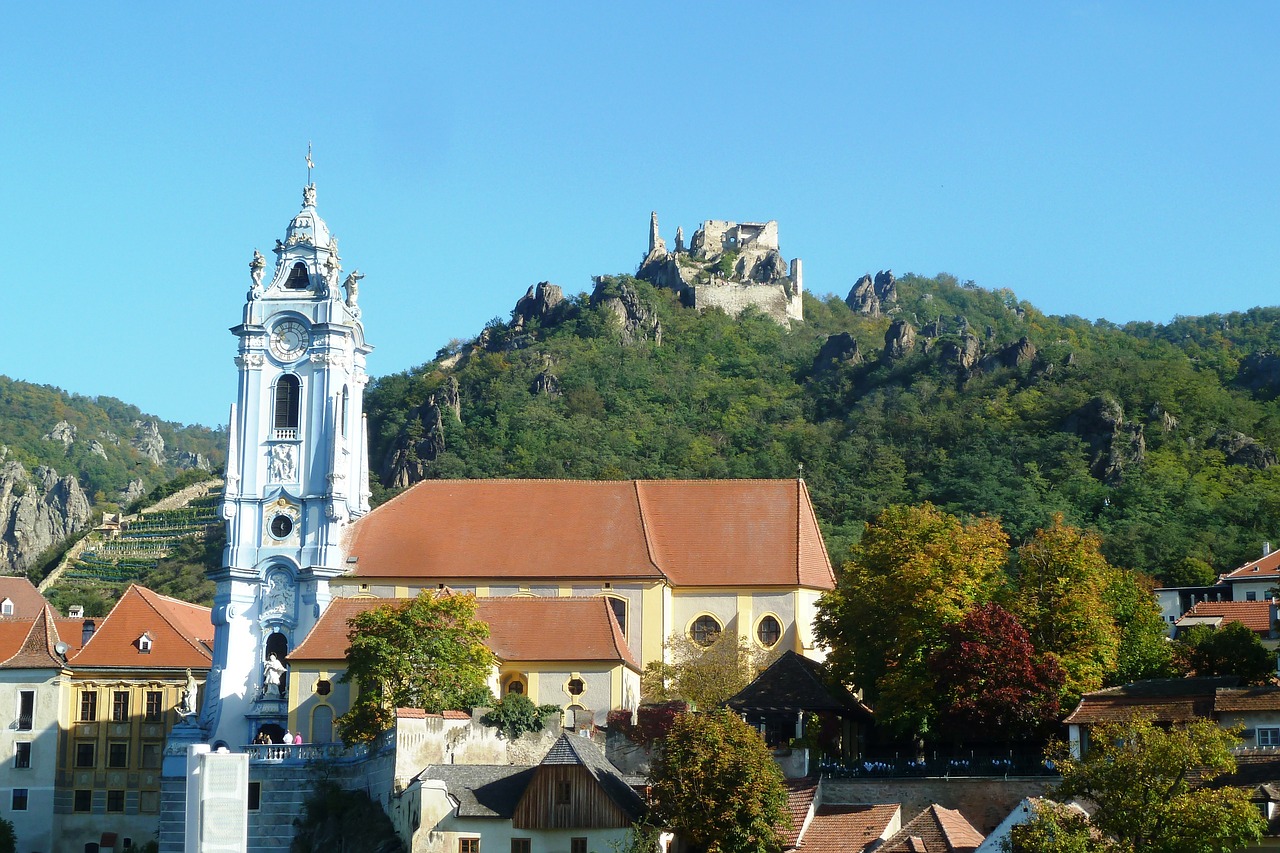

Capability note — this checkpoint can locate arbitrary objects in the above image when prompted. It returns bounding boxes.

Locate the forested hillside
[0,377,225,573]
[366,273,1280,583]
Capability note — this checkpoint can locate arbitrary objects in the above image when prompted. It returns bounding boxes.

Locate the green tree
[1012,517,1121,705]
[650,710,789,853]
[0,816,14,853]
[291,780,405,853]
[482,693,561,739]
[337,591,495,745]
[1007,802,1105,853]
[1173,622,1276,685]
[641,632,774,710]
[815,503,1009,737]
[1105,569,1174,684]
[1017,716,1265,853]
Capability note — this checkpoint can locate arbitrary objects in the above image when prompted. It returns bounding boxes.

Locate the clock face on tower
[270,320,310,361]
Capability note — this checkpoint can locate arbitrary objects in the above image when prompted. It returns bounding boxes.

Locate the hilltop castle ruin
[637,212,803,325]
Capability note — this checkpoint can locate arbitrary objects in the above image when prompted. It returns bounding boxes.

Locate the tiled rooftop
[342,479,835,589]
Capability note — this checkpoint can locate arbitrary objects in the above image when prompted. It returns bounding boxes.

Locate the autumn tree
[641,632,775,709]
[650,710,789,853]
[815,503,1009,737]
[927,603,1064,743]
[1014,716,1266,852]
[1012,517,1120,705]
[337,591,495,745]
[1174,622,1276,685]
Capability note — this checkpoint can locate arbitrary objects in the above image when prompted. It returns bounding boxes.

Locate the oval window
[690,615,722,647]
[757,615,782,648]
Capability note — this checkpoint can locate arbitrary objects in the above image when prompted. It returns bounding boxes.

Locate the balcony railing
[243,730,394,764]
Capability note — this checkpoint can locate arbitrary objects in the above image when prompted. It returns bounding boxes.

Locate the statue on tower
[343,270,364,312]
[248,249,266,300]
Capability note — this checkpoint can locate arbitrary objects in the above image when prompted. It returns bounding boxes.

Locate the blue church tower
[202,182,373,748]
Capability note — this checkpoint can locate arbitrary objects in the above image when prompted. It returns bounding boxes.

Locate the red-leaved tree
[928,603,1065,744]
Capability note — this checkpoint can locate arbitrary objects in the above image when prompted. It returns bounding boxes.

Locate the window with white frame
[1259,727,1280,747]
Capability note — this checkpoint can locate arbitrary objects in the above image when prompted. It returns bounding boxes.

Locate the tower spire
[306,141,315,185]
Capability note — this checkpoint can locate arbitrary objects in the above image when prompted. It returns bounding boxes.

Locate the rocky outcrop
[1065,396,1146,483]
[1237,351,1280,397]
[511,282,570,331]
[846,275,880,317]
[43,420,76,448]
[440,376,462,422]
[172,450,211,471]
[131,420,165,465]
[845,270,898,317]
[0,461,92,573]
[939,334,982,371]
[883,320,917,360]
[88,440,108,460]
[1149,403,1178,433]
[1208,430,1277,469]
[980,336,1037,371]
[530,368,562,398]
[813,333,863,374]
[118,478,146,505]
[590,279,662,345]
[384,396,448,489]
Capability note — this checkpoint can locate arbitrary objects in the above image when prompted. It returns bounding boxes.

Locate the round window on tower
[269,514,294,539]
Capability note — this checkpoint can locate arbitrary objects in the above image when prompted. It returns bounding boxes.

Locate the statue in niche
[343,270,364,311]
[268,444,295,482]
[248,249,266,299]
[179,668,199,718]
[262,653,287,698]
[262,570,294,620]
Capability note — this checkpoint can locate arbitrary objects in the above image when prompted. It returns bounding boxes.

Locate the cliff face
[0,457,92,573]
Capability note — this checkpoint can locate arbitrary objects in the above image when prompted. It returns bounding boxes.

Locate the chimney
[1265,541,1273,557]
[81,620,95,647]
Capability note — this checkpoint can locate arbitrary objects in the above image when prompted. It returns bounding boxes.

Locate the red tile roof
[880,805,984,853]
[0,606,67,669]
[0,577,48,618]
[1224,549,1280,582]
[0,620,36,665]
[1177,599,1272,635]
[342,479,835,590]
[71,585,212,669]
[800,804,900,852]
[292,595,640,670]
[1063,677,1239,725]
[781,778,818,848]
[1215,687,1280,713]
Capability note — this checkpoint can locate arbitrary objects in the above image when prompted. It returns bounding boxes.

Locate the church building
[159,180,837,852]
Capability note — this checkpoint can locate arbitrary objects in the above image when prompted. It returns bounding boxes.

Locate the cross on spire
[306,142,315,184]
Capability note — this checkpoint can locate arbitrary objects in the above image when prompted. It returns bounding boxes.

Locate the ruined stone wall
[694,281,803,325]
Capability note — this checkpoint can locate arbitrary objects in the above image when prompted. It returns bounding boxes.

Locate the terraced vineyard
[42,483,223,614]
[67,496,221,582]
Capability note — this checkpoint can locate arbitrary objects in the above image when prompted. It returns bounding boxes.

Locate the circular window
[757,615,782,648]
[269,515,294,539]
[316,680,331,696]
[690,615,722,647]
[567,678,585,696]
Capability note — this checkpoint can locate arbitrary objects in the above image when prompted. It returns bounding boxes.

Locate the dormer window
[138,633,153,654]
[0,599,13,616]
[285,262,310,289]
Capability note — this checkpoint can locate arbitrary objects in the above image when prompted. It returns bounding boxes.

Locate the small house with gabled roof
[408,732,646,853]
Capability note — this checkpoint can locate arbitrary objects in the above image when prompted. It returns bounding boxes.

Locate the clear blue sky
[2,3,1277,428]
